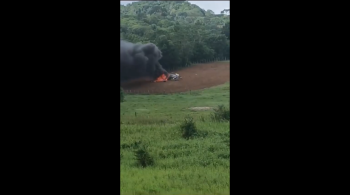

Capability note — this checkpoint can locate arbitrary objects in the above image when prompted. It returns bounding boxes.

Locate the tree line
[120,1,230,71]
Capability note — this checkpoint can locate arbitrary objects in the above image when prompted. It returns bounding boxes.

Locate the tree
[220,9,230,14]
[222,22,230,40]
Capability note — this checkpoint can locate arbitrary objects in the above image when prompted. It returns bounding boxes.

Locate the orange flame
[154,74,168,82]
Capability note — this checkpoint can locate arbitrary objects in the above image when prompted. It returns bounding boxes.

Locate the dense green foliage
[134,145,154,168]
[180,116,198,139]
[120,83,230,194]
[121,1,230,71]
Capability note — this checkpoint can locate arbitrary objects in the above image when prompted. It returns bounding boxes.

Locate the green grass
[120,82,230,195]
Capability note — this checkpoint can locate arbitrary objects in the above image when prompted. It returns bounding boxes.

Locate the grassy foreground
[120,83,230,195]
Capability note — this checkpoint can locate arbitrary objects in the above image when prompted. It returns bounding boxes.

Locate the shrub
[134,145,154,168]
[211,105,230,122]
[180,116,198,139]
[120,87,125,102]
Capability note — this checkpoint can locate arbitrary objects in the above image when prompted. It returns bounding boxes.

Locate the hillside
[120,1,230,71]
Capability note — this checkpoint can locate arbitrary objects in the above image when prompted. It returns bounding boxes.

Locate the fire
[154,74,168,82]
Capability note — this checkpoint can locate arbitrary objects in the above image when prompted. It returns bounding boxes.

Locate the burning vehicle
[154,73,180,82]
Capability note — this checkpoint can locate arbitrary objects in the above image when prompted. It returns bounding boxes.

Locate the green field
[120,83,230,195]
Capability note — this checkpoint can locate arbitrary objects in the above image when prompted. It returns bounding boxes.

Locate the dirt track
[121,61,230,94]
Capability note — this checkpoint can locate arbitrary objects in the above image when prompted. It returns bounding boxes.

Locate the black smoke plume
[120,40,168,83]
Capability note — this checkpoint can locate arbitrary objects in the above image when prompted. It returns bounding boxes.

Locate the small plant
[120,87,125,102]
[211,105,230,122]
[180,116,198,139]
[134,145,154,168]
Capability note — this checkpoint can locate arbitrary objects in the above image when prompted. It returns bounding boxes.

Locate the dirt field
[121,61,230,94]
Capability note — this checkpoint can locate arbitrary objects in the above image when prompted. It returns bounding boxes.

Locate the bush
[180,116,198,139]
[211,105,230,122]
[134,145,154,168]
[120,87,125,102]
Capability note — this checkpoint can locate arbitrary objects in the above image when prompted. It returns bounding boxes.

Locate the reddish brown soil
[121,61,230,94]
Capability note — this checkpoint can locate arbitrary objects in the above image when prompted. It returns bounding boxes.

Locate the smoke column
[120,40,168,83]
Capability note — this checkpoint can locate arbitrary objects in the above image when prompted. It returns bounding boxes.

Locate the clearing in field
[121,61,230,94]
[120,82,230,195]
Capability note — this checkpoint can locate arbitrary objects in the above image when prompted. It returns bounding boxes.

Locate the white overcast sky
[120,1,230,14]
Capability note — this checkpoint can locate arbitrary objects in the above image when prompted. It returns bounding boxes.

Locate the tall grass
[120,83,230,195]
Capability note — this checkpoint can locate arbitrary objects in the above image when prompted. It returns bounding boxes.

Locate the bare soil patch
[188,107,213,111]
[121,61,230,94]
